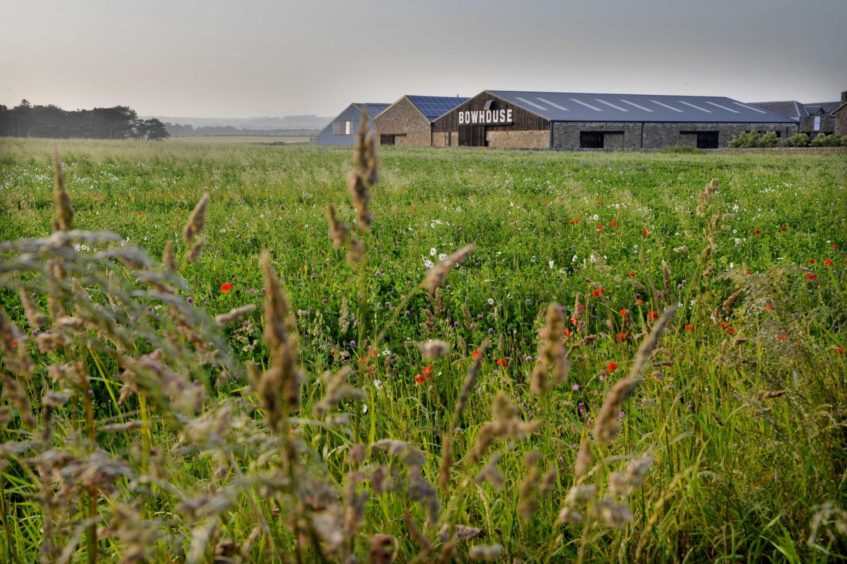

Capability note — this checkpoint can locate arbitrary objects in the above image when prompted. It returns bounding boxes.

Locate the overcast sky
[2,0,845,118]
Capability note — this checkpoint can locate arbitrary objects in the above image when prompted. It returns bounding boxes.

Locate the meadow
[0,136,845,562]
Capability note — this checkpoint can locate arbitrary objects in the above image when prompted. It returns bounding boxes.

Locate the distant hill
[147,114,331,131]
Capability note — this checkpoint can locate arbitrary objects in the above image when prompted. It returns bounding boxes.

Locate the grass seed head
[422,244,475,294]
[182,193,210,245]
[52,151,73,232]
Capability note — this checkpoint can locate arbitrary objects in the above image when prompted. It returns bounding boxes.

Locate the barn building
[752,98,841,136]
[316,102,390,146]
[374,95,468,146]
[432,91,796,150]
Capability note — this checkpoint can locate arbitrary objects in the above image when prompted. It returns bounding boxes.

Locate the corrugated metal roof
[405,95,469,120]
[750,101,808,120]
[486,91,794,123]
[354,103,391,119]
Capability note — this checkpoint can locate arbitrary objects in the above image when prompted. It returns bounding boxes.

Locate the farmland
[0,136,846,562]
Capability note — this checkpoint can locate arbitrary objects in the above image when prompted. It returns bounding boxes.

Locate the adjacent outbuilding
[432,90,797,149]
[375,95,468,146]
[316,103,390,146]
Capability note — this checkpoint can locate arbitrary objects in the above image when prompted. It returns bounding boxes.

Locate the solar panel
[407,96,469,120]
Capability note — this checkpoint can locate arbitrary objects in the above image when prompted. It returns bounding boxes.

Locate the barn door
[459,126,486,146]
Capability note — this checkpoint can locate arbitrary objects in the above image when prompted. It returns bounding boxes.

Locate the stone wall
[486,129,549,149]
[832,106,847,135]
[551,121,797,150]
[375,98,432,147]
[551,122,641,150]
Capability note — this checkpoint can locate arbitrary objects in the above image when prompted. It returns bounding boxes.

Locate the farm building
[835,92,847,135]
[752,96,842,135]
[374,95,468,146]
[315,102,390,146]
[432,90,796,150]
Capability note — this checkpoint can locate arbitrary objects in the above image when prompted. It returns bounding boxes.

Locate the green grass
[0,137,846,562]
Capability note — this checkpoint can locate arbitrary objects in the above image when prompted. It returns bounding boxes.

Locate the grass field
[0,137,846,562]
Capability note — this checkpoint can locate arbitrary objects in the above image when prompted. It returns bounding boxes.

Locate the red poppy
[619,309,629,317]
[777,333,789,342]
[647,310,658,320]
[137,211,144,216]
[606,361,618,373]
[616,332,628,342]
[808,259,817,265]
[592,288,605,298]
[563,327,572,338]
[753,229,760,235]
[684,324,695,332]
[471,350,481,361]
[10,339,17,350]
[779,225,788,233]
[611,219,618,228]
[726,326,735,335]
[596,224,603,232]
[496,358,508,367]
[835,345,845,354]
[414,374,425,384]
[823,258,833,266]
[568,217,580,225]
[628,271,635,278]
[641,229,650,236]
[220,282,233,293]
[805,273,817,280]
[635,298,644,306]
[763,304,775,313]
[422,366,432,378]
[832,243,839,250]
[569,316,578,327]
[369,348,378,358]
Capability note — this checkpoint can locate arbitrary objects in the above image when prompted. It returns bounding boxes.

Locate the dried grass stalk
[182,193,210,245]
[531,303,569,395]
[422,245,475,294]
[52,151,73,232]
[594,305,677,445]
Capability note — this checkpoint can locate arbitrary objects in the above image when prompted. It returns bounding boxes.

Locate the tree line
[0,100,169,140]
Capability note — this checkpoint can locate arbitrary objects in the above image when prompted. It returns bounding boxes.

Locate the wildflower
[572,383,580,391]
[628,271,635,278]
[647,310,658,320]
[496,358,508,367]
[597,224,603,232]
[220,282,233,293]
[471,350,481,360]
[568,217,580,225]
[548,260,555,269]
[779,225,788,233]
[635,298,644,306]
[611,219,618,228]
[430,247,437,256]
[823,258,833,266]
[563,327,571,338]
[606,361,618,373]
[598,373,606,381]
[777,333,789,342]
[808,259,817,265]
[368,348,378,358]
[835,345,844,354]
[619,309,629,317]
[373,378,383,390]
[763,304,775,313]
[616,332,628,342]
[487,298,495,305]
[422,366,432,378]
[684,324,695,332]
[592,288,605,298]
[805,273,817,280]
[641,228,649,236]
[832,243,839,250]
[753,229,760,235]
[414,374,425,384]
[424,259,434,269]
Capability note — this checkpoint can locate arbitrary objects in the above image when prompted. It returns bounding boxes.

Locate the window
[580,131,605,149]
[813,116,821,131]
[332,120,353,135]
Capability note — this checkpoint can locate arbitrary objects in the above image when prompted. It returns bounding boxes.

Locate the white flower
[362,404,368,414]
[487,298,495,305]
[424,259,434,269]
[372,379,382,391]
[438,253,447,262]
[572,255,578,263]
[381,349,391,357]
[734,238,741,245]
[591,214,599,221]
[548,260,555,269]
[430,247,437,256]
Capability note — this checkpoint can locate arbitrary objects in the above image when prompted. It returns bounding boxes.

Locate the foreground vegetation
[0,136,846,562]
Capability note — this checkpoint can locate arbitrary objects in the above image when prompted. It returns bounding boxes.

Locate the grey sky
[2,0,845,118]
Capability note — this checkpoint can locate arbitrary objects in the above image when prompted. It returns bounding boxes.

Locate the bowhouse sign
[458,107,513,126]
